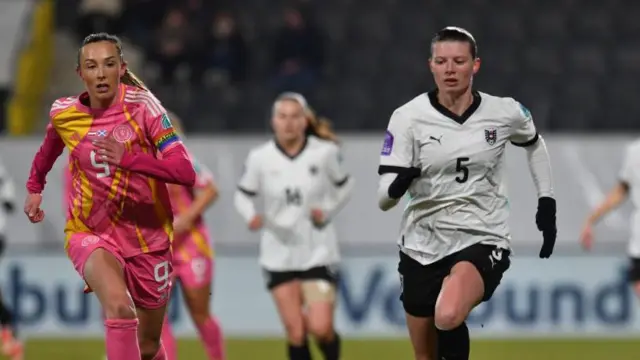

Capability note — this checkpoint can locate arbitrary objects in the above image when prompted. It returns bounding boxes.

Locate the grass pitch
[13,338,640,359]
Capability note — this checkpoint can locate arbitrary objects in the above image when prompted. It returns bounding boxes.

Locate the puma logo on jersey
[419,135,443,148]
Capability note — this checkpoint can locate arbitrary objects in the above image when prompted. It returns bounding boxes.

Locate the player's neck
[437,88,474,116]
[277,137,306,157]
[88,95,118,110]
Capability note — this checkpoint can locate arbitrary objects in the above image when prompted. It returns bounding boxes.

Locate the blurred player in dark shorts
[0,156,23,359]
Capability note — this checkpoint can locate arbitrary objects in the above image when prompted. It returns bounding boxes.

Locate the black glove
[388,167,421,199]
[536,197,556,258]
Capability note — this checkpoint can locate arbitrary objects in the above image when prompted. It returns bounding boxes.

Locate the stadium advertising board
[0,254,637,338]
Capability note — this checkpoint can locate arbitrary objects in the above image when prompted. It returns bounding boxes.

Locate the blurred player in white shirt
[377,27,556,360]
[581,140,640,299]
[0,156,22,360]
[234,93,353,360]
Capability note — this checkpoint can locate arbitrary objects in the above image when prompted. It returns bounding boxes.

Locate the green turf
[16,338,640,359]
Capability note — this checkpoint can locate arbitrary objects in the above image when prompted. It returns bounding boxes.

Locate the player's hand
[311,208,326,227]
[248,215,263,231]
[580,222,593,251]
[23,193,45,223]
[94,136,125,165]
[173,215,193,235]
[536,197,557,258]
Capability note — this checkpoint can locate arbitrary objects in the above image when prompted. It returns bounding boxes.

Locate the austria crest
[484,128,497,145]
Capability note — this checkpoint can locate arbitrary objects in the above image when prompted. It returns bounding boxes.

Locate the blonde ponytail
[121,68,148,90]
[306,108,339,143]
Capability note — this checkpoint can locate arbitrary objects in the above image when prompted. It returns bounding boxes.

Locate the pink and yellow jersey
[38,84,192,257]
[168,157,215,261]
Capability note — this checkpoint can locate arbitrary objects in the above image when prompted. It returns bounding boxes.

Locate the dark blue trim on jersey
[333,175,350,187]
[378,165,410,175]
[237,186,257,197]
[511,133,539,147]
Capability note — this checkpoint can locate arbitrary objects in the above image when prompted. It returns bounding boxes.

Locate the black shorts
[628,258,640,282]
[398,243,511,317]
[263,265,339,290]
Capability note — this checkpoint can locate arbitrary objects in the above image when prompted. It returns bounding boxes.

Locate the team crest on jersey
[309,165,318,175]
[485,128,497,145]
[161,113,173,129]
[113,124,133,143]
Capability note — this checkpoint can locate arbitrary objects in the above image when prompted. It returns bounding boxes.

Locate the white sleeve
[237,150,260,196]
[378,109,415,170]
[378,173,400,211]
[322,145,353,220]
[234,190,257,223]
[620,146,633,185]
[377,109,414,210]
[234,151,260,223]
[0,161,14,204]
[509,100,539,146]
[524,135,554,198]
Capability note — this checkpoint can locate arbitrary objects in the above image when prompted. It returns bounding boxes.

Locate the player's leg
[181,256,225,360]
[267,271,310,360]
[125,248,173,360]
[628,258,640,301]
[399,251,442,360]
[0,234,22,360]
[0,290,22,360]
[67,234,141,360]
[160,301,177,360]
[434,244,510,359]
[301,267,340,360]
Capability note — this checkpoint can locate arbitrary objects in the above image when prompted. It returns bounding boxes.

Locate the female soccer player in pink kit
[159,114,226,360]
[23,33,196,360]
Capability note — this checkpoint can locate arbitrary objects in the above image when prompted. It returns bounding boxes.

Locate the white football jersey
[618,140,640,258]
[379,91,538,265]
[238,136,350,271]
[0,157,15,235]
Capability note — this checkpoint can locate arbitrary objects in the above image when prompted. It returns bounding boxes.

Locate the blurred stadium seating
[2,1,640,359]
[21,0,640,134]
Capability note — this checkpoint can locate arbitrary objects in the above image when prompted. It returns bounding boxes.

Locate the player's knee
[103,297,136,320]
[283,321,307,345]
[307,318,334,342]
[434,303,465,331]
[139,337,161,360]
[190,310,210,327]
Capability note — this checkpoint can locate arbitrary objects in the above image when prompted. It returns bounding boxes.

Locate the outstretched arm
[523,135,554,198]
[586,182,628,225]
[26,123,65,194]
[119,144,196,186]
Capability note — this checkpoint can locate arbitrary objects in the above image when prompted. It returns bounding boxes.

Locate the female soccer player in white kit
[234,92,353,360]
[581,140,640,299]
[377,27,557,360]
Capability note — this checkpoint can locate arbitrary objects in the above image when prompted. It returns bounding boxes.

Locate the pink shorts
[173,238,213,289]
[66,233,173,309]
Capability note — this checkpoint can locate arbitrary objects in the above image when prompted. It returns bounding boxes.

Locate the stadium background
[0,0,639,358]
